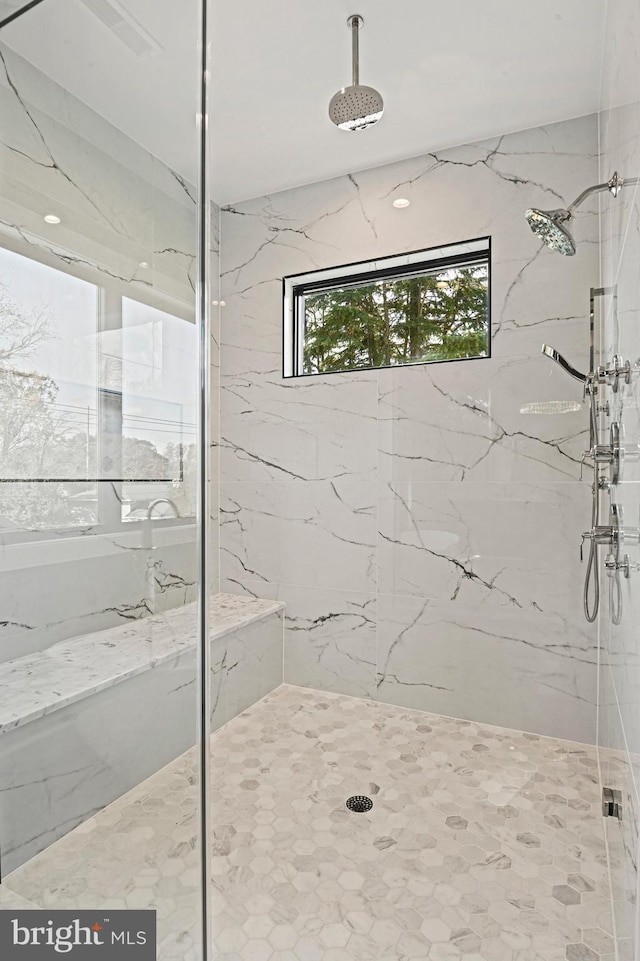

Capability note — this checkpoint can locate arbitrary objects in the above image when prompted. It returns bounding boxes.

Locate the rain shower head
[526,171,640,255]
[329,15,384,131]
[525,208,575,256]
[541,344,587,384]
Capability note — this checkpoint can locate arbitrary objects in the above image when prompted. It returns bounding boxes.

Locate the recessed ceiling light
[392,198,410,209]
[138,261,150,268]
[44,214,61,224]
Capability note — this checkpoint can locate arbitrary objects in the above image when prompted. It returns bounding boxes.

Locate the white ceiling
[2,0,604,204]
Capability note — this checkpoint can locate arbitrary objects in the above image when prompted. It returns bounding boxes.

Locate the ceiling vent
[79,0,161,56]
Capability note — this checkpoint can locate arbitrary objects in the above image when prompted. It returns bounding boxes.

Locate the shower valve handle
[581,526,620,555]
[579,450,592,481]
[583,422,622,484]
[595,356,632,392]
[605,553,640,578]
[580,448,597,480]
[582,525,640,558]
[589,444,618,464]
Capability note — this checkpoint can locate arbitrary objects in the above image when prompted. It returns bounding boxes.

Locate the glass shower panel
[120,299,198,525]
[0,2,209,958]
[0,245,99,530]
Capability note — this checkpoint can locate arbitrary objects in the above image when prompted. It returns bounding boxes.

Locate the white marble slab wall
[598,1,640,957]
[0,42,219,654]
[220,114,600,743]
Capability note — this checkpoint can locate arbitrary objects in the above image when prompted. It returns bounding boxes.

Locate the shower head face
[329,84,384,131]
[525,207,576,256]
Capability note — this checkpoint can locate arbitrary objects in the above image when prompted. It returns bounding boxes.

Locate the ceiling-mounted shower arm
[568,171,640,214]
[349,15,362,86]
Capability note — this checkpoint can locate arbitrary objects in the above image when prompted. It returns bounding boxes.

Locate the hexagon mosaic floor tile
[1,685,615,961]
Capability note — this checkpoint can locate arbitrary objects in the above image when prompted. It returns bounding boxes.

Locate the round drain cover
[346,795,373,813]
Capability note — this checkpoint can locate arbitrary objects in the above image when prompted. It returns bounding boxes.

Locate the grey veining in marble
[220,113,600,742]
[0,593,283,733]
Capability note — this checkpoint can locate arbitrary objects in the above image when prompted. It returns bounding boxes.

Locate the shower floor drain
[346,795,373,813]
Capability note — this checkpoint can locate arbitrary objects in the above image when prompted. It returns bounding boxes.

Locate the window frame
[283,235,492,378]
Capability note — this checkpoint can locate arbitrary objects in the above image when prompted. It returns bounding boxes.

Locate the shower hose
[583,480,599,622]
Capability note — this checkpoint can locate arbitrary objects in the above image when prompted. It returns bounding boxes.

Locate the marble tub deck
[1,685,613,961]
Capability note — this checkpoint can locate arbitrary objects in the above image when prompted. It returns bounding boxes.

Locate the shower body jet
[526,171,640,255]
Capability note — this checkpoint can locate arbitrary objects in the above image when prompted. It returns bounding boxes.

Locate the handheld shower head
[541,344,587,384]
[329,15,384,131]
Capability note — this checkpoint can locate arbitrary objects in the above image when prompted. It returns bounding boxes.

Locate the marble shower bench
[0,593,283,874]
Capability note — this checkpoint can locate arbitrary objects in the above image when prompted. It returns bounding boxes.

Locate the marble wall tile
[377,355,589,485]
[220,480,377,594]
[598,4,640,958]
[0,531,198,661]
[225,613,283,720]
[220,369,378,483]
[219,579,378,700]
[376,593,597,743]
[220,114,600,742]
[281,585,377,699]
[491,246,598,363]
[378,480,590,614]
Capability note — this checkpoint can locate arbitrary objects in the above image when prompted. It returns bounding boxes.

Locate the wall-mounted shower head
[526,171,640,255]
[329,15,384,131]
[541,344,587,384]
[525,208,575,256]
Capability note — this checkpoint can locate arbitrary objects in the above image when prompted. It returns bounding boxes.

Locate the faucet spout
[146,497,180,520]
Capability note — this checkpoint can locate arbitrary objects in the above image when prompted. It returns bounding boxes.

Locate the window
[283,237,490,377]
[0,245,196,537]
